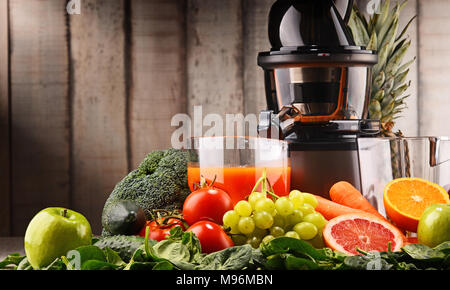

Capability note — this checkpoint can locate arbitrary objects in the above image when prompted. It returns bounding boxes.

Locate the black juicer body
[257,0,380,198]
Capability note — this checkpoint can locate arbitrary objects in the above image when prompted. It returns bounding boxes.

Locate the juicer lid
[259,0,377,68]
[258,46,377,68]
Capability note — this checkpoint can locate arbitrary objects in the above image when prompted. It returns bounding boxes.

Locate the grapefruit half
[323,213,404,255]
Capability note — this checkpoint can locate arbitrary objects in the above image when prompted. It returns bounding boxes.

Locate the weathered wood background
[0,0,448,235]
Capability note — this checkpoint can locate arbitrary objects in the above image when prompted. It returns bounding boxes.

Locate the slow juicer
[257,0,380,198]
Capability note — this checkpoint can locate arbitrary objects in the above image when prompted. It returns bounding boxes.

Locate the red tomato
[187,221,234,253]
[139,218,185,241]
[182,186,233,226]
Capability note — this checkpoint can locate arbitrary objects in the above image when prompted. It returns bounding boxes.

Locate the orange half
[383,177,450,232]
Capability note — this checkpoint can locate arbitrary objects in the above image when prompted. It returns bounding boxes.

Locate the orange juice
[187,166,291,205]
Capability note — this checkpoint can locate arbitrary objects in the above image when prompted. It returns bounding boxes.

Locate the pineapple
[348,0,416,136]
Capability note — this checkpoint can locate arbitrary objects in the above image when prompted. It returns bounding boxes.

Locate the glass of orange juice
[187,136,290,205]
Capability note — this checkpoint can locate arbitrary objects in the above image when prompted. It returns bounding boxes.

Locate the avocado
[102,200,146,236]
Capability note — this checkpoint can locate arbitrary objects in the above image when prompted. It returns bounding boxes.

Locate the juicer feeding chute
[258,0,378,126]
[257,0,381,198]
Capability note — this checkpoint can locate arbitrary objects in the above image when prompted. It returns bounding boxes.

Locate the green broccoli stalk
[101,149,191,236]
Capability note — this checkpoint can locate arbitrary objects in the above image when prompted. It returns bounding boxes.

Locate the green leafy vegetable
[101,149,191,236]
[0,253,26,269]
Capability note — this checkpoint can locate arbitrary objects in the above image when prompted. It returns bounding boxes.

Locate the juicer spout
[257,106,301,140]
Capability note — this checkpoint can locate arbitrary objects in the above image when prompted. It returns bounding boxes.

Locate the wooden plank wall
[70,0,129,235]
[186,0,245,124]
[1,0,449,235]
[0,0,10,236]
[9,0,71,236]
[130,0,187,167]
[418,0,450,136]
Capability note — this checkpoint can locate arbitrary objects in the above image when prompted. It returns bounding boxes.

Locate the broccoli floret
[101,149,191,236]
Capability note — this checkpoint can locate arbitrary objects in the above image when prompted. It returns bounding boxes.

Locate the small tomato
[139,218,185,241]
[187,221,234,253]
[183,184,233,226]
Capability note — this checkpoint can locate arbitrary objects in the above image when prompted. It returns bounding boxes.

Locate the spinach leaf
[104,247,126,266]
[402,244,445,262]
[152,260,174,270]
[152,240,191,263]
[0,253,26,269]
[167,226,202,263]
[284,254,320,270]
[17,257,33,270]
[343,253,393,270]
[127,260,174,270]
[65,245,107,270]
[42,257,66,270]
[195,245,253,270]
[433,241,450,255]
[263,254,286,270]
[261,237,327,261]
[81,260,122,270]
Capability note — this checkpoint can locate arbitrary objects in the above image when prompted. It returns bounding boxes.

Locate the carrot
[313,194,367,221]
[329,181,387,221]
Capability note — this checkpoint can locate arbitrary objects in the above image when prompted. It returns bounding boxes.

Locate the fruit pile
[222,171,326,249]
[383,177,450,246]
[4,164,450,270]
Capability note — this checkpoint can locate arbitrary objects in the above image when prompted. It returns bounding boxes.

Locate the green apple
[417,204,450,248]
[24,207,92,269]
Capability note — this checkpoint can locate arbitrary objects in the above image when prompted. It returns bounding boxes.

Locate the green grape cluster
[223,190,327,249]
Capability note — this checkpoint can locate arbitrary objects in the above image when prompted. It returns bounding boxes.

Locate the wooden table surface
[0,237,24,260]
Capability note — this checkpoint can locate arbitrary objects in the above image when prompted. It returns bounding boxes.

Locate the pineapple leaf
[367,31,378,51]
[397,57,416,74]
[396,15,417,42]
[393,69,409,90]
[348,10,369,46]
[382,77,395,96]
[382,100,396,117]
[349,1,416,133]
[391,81,411,98]
[377,2,399,47]
[386,40,411,78]
[381,94,394,108]
[369,100,382,120]
[373,89,385,102]
[375,0,391,34]
[379,15,399,55]
[373,71,386,92]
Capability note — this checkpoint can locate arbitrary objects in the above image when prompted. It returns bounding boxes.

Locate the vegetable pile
[2,228,450,270]
[2,148,450,271]
[101,149,191,236]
